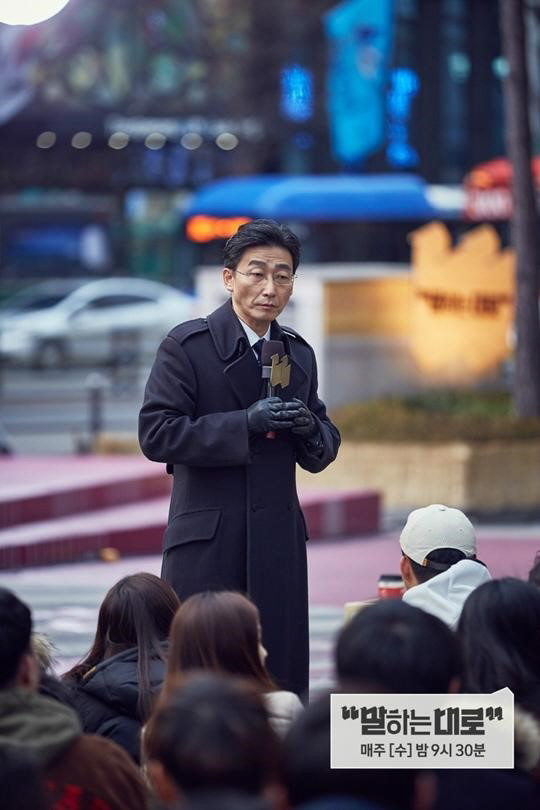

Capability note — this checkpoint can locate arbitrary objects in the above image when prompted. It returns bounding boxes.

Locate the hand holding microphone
[251,340,314,438]
[290,397,317,437]
[247,397,304,435]
[257,339,289,439]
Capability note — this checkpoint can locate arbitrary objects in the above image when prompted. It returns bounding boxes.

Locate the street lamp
[0,0,71,25]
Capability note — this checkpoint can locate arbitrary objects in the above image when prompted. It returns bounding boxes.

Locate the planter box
[297,440,540,514]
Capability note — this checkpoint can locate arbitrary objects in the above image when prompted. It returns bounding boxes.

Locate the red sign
[465,188,513,221]
[464,156,540,221]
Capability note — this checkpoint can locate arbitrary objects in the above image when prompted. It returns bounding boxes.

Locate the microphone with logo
[260,340,291,439]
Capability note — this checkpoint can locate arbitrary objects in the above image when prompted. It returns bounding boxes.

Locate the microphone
[261,340,285,397]
[261,340,285,440]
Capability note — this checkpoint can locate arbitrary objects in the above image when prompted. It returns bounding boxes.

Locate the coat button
[251,502,264,512]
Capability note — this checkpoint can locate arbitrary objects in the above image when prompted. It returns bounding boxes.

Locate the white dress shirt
[237,318,271,356]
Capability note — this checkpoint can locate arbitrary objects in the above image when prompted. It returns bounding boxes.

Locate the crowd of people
[1,502,540,810]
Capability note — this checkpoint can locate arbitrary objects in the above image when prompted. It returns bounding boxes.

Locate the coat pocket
[163,508,221,552]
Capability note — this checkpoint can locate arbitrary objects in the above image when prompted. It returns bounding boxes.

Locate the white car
[0,277,195,368]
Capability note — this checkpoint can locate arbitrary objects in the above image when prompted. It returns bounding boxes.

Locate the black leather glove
[290,397,318,437]
[247,397,302,434]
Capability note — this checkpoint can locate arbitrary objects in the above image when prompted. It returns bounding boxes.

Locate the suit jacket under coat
[138,299,340,696]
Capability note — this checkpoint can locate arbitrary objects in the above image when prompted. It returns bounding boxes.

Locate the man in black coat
[139,219,340,697]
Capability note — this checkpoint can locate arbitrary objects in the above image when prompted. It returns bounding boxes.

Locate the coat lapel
[206,301,309,407]
[207,301,263,408]
[224,351,264,408]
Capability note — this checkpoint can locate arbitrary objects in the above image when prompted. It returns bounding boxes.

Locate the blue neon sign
[386,67,419,167]
[281,64,314,122]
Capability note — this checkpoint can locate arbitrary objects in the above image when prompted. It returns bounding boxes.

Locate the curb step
[0,489,380,570]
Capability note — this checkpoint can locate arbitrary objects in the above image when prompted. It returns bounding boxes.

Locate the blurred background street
[1,364,148,453]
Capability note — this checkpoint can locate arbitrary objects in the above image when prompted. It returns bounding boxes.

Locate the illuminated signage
[465,188,513,221]
[324,0,394,164]
[281,64,314,122]
[417,290,513,316]
[409,222,514,380]
[186,216,251,243]
[464,156,540,220]
[386,68,420,168]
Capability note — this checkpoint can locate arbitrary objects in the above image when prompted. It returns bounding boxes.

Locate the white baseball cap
[399,503,476,567]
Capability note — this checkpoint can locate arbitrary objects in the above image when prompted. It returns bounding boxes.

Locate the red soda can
[378,574,404,600]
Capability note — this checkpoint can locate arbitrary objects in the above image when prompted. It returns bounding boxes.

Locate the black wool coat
[138,300,341,696]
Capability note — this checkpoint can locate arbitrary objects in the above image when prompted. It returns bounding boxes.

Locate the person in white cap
[399,503,492,629]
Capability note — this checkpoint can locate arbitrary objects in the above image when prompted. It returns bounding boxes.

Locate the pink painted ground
[307,528,540,605]
[1,528,536,610]
[2,455,539,609]
[0,455,163,500]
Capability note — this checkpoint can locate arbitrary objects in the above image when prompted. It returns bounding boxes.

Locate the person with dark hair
[398,504,491,628]
[457,578,540,787]
[458,577,540,708]
[165,591,303,734]
[527,552,540,589]
[0,587,34,689]
[0,587,147,810]
[63,572,179,762]
[283,693,434,810]
[222,219,301,273]
[330,592,540,810]
[143,673,284,808]
[335,599,462,694]
[139,218,340,697]
[0,746,51,810]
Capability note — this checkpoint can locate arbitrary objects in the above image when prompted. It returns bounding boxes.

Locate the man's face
[223,244,294,336]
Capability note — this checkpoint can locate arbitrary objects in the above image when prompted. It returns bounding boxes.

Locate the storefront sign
[409,222,514,380]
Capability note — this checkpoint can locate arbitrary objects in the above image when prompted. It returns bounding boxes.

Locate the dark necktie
[253,338,265,365]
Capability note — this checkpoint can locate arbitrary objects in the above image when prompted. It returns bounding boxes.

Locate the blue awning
[184,174,463,222]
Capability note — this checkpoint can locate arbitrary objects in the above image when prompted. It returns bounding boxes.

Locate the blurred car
[0,277,195,368]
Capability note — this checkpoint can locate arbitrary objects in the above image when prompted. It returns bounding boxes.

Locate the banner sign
[331,689,514,769]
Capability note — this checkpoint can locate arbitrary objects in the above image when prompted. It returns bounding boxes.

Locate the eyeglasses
[233,269,296,288]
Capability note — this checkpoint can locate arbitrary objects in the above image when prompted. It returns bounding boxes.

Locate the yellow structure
[409,222,515,380]
[325,276,411,338]
[324,223,515,386]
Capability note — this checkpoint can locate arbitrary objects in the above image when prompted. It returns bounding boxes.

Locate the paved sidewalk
[308,522,540,605]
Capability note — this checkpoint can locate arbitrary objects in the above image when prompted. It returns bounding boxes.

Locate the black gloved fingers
[268,418,295,430]
[281,398,305,408]
[247,398,283,433]
[290,396,317,436]
[291,399,311,418]
[247,397,315,435]
[272,400,304,413]
[269,400,303,419]
[270,407,304,420]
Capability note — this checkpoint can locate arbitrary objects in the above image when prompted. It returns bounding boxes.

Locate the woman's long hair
[164,591,276,695]
[64,572,179,718]
[458,577,540,711]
